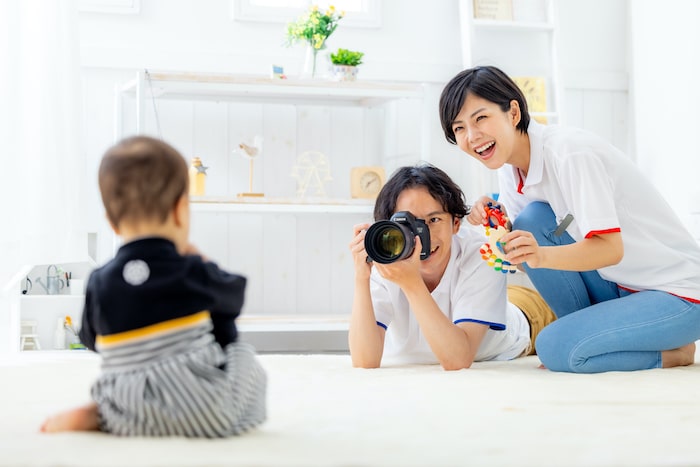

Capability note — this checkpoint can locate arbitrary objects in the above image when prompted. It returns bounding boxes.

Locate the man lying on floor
[348,163,554,371]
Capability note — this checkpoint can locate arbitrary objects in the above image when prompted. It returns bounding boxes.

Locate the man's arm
[399,277,489,370]
[348,224,385,368]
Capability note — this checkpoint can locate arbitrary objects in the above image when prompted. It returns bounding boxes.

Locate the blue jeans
[513,202,700,373]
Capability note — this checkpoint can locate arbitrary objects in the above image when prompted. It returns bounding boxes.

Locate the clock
[350,166,386,199]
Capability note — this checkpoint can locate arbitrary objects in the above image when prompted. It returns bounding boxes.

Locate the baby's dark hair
[439,65,530,145]
[374,164,469,222]
[98,136,188,229]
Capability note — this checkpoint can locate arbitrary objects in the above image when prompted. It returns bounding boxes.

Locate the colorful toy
[479,203,517,274]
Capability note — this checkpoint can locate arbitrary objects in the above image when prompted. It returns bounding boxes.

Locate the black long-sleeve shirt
[79,237,246,352]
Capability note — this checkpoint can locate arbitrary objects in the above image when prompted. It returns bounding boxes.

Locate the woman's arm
[348,224,385,368]
[502,230,623,271]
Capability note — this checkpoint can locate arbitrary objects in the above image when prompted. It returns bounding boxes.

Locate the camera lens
[365,221,414,264]
[376,225,405,258]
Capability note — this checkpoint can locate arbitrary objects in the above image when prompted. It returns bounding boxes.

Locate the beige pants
[507,285,557,356]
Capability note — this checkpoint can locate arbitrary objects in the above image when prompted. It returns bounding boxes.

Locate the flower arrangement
[330,48,364,67]
[64,315,86,350]
[286,5,344,50]
[286,5,344,77]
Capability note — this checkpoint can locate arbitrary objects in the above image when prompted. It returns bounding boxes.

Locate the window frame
[230,0,381,28]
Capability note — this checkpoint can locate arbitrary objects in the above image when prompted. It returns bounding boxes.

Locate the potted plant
[330,48,364,82]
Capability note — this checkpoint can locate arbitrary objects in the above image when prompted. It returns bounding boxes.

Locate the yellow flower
[285,4,343,50]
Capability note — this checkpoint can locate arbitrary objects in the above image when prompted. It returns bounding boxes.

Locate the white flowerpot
[331,65,359,82]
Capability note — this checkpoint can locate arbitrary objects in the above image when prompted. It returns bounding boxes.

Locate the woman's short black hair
[438,66,530,145]
[374,163,469,221]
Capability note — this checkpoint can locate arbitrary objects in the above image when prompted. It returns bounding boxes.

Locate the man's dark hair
[374,163,469,221]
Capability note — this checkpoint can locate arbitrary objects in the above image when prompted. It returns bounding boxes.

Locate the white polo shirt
[498,120,700,303]
[370,225,530,365]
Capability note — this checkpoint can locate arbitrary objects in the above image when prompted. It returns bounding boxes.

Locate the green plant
[330,48,364,66]
[285,5,344,51]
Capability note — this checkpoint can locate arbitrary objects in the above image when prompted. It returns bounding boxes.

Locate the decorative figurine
[189,157,208,196]
[290,150,332,198]
[234,136,264,198]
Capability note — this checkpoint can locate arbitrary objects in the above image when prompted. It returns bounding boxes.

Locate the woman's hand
[467,195,505,226]
[500,229,542,268]
[349,223,373,280]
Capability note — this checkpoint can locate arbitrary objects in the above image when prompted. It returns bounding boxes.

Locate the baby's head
[99,136,189,241]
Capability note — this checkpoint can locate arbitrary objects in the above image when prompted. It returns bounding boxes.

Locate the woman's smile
[474,140,496,161]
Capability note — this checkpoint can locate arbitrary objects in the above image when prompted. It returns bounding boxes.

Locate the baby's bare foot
[40,404,99,433]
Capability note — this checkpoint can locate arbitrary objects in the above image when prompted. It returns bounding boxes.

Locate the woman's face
[451,93,520,170]
[394,187,460,282]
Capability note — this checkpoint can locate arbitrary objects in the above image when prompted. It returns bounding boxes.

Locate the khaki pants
[507,285,557,356]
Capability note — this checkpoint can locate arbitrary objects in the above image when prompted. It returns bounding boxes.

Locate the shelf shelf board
[122,71,425,107]
[190,197,374,214]
[20,295,85,300]
[238,314,349,332]
[473,19,555,32]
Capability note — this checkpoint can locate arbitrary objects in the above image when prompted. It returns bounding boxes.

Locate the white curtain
[0,0,85,293]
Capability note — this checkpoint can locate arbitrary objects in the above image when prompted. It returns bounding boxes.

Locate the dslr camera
[364,211,431,264]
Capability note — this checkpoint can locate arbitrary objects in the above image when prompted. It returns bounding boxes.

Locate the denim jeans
[513,201,700,373]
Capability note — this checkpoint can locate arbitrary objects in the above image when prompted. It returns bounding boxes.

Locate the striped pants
[92,341,266,437]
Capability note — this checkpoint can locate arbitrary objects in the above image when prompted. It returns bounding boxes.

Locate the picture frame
[473,0,513,21]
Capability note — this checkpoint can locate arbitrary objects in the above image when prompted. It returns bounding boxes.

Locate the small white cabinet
[115,71,430,319]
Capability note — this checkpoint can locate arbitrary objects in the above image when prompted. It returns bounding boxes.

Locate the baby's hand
[183,243,209,262]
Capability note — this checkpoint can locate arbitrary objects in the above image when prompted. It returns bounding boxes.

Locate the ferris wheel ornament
[290,150,333,198]
[479,202,517,274]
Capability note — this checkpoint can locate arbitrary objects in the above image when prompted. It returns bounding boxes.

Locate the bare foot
[40,403,100,433]
[661,342,696,368]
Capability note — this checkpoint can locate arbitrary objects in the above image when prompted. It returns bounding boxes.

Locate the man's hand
[349,223,373,280]
[374,235,424,290]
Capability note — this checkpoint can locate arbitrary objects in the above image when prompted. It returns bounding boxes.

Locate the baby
[41,136,266,437]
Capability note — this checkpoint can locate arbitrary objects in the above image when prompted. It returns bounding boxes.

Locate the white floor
[2,349,700,467]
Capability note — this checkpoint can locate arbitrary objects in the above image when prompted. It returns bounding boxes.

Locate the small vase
[301,44,329,79]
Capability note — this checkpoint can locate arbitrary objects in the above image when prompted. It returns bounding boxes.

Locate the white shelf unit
[115,71,430,210]
[190,196,374,215]
[114,71,429,331]
[459,0,563,125]
[454,0,562,198]
[17,295,86,352]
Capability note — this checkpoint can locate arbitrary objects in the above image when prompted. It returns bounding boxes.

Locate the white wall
[78,0,462,83]
[629,0,700,241]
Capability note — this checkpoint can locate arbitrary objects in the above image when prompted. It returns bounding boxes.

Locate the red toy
[479,203,517,274]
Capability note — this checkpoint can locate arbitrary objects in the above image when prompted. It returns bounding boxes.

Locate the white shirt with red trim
[498,120,700,302]
[370,225,530,365]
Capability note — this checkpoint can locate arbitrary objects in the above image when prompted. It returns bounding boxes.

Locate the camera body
[364,211,431,264]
